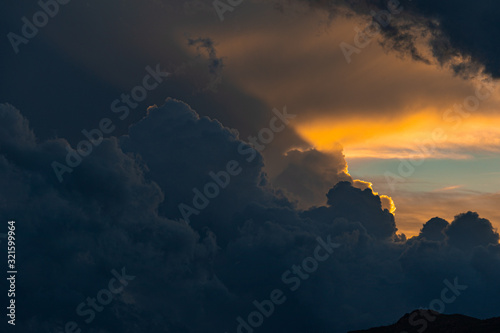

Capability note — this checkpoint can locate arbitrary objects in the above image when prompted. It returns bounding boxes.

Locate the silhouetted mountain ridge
[349,309,500,332]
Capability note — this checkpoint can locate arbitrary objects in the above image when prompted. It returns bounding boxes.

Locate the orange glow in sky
[295,110,500,159]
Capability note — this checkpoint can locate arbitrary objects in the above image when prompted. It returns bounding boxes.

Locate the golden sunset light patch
[295,111,500,160]
[352,179,396,214]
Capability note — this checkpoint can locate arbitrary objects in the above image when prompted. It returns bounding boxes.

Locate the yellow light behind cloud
[353,179,397,213]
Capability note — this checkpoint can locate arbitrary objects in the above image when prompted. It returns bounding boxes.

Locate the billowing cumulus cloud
[418,217,449,242]
[303,181,397,239]
[272,148,352,208]
[2,0,500,331]
[380,189,500,238]
[415,212,500,251]
[445,212,500,251]
[2,99,500,332]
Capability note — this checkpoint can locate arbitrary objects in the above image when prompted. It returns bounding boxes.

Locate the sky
[1,0,500,332]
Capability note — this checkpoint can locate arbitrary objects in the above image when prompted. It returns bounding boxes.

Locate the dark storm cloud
[302,181,397,239]
[0,0,290,148]
[417,217,449,242]
[412,213,500,251]
[2,99,500,332]
[297,0,500,78]
[445,211,500,251]
[0,103,217,332]
[272,148,352,208]
[120,99,275,243]
[187,37,225,91]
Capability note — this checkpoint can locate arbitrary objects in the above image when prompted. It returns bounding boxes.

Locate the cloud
[271,147,352,208]
[382,189,500,238]
[302,181,397,239]
[120,98,276,243]
[1,100,500,332]
[295,0,500,78]
[445,211,500,251]
[294,108,500,160]
[175,37,226,92]
[195,7,500,164]
[0,103,36,150]
[418,217,449,242]
[0,102,220,331]
[187,38,224,82]
[1,1,499,330]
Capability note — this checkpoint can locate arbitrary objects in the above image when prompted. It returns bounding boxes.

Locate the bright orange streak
[295,110,500,159]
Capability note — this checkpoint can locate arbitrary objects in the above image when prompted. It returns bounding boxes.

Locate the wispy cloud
[433,185,463,192]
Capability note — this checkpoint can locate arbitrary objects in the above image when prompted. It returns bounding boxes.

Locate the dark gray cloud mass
[272,148,352,209]
[1,100,500,332]
[302,181,397,239]
[298,0,500,78]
